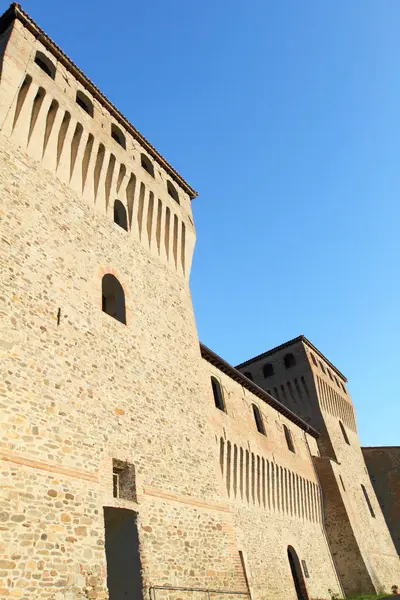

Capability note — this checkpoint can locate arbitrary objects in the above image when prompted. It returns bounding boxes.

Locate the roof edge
[3,3,197,199]
[200,342,320,438]
[362,446,400,451]
[235,335,348,383]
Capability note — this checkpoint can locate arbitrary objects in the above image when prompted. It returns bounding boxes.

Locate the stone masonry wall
[202,359,342,600]
[363,447,400,556]
[236,340,400,595]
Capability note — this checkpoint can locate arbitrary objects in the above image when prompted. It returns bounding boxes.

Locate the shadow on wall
[104,507,143,600]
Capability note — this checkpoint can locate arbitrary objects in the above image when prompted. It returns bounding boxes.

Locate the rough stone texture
[236,338,400,595]
[362,447,400,556]
[0,7,397,600]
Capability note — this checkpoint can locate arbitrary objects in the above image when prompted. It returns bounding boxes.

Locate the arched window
[114,200,128,231]
[319,361,326,374]
[141,153,155,177]
[287,546,309,600]
[283,424,295,453]
[284,353,296,369]
[339,420,350,445]
[328,370,333,381]
[361,484,375,518]
[252,404,265,435]
[167,180,179,203]
[341,382,347,394]
[111,124,126,149]
[243,371,253,381]
[211,376,225,412]
[310,354,318,367]
[334,376,340,388]
[263,363,274,378]
[76,90,93,117]
[102,274,126,324]
[34,51,56,79]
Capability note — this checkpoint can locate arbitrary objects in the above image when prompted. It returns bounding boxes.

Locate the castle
[0,4,398,599]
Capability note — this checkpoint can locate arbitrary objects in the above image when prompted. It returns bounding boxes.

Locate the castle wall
[309,355,400,594]
[202,360,342,600]
[237,340,400,595]
[363,447,400,556]
[0,18,248,599]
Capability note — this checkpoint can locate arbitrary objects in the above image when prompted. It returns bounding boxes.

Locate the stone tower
[236,336,400,596]
[0,4,248,598]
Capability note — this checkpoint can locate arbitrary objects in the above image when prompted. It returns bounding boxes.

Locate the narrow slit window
[141,153,155,177]
[263,363,274,378]
[111,123,126,149]
[102,274,126,324]
[252,404,265,435]
[113,469,120,498]
[339,420,350,445]
[34,51,56,79]
[76,90,93,117]
[310,354,318,366]
[283,424,295,453]
[211,376,226,412]
[361,484,375,518]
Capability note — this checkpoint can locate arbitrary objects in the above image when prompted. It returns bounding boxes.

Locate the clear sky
[11,0,400,446]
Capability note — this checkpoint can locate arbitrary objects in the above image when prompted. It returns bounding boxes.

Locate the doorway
[103,507,143,600]
[287,546,309,600]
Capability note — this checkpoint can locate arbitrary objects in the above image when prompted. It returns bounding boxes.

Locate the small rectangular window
[301,559,310,578]
[112,459,137,502]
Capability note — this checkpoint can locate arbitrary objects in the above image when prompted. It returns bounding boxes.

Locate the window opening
[34,51,56,79]
[102,274,126,324]
[114,199,128,231]
[76,90,93,116]
[244,371,253,381]
[111,123,126,149]
[252,404,265,435]
[112,459,137,501]
[339,420,350,445]
[284,424,295,453]
[263,363,274,378]
[211,376,225,412]
[284,353,296,369]
[167,180,179,203]
[141,153,155,177]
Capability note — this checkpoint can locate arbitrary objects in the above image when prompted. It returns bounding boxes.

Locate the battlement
[0,3,196,278]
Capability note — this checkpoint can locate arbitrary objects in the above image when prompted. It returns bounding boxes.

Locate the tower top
[235,335,347,382]
[0,2,198,200]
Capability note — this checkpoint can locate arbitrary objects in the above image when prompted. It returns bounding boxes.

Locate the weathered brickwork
[362,447,400,556]
[236,338,400,595]
[0,4,398,600]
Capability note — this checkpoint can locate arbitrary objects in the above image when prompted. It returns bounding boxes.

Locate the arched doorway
[287,546,309,600]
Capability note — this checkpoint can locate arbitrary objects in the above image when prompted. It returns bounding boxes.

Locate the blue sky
[13,1,400,446]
